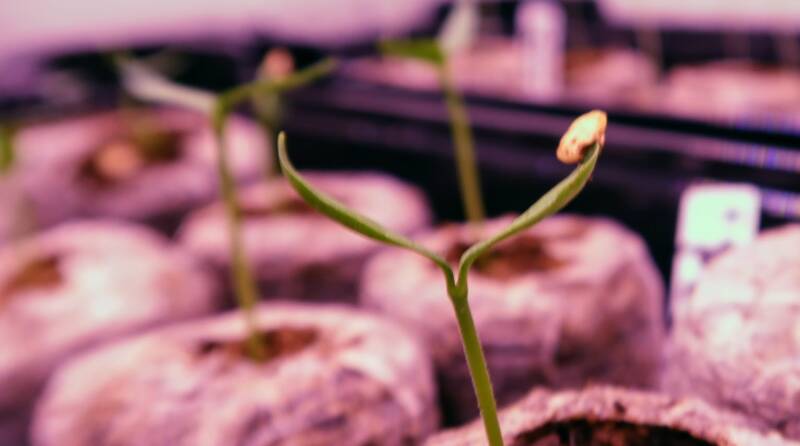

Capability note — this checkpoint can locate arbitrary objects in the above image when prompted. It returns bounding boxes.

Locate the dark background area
[2,0,799,296]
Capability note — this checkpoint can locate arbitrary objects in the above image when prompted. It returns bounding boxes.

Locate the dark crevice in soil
[513,419,716,446]
[0,254,63,306]
[78,128,184,187]
[196,327,318,363]
[446,235,567,279]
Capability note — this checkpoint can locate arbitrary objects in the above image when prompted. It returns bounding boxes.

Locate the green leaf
[0,125,15,174]
[212,57,338,134]
[437,0,480,54]
[456,143,602,288]
[116,57,216,114]
[218,58,338,111]
[277,132,456,291]
[379,39,445,66]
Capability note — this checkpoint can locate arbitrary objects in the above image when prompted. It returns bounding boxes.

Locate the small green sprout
[251,48,295,179]
[0,124,15,175]
[118,56,336,360]
[277,110,606,446]
[380,38,485,228]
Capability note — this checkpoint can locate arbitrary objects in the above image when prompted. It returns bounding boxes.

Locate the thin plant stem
[0,124,15,174]
[438,62,485,228]
[251,94,282,180]
[118,56,335,360]
[449,289,504,446]
[212,120,266,361]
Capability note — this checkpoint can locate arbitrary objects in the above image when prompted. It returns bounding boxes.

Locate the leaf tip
[556,110,607,164]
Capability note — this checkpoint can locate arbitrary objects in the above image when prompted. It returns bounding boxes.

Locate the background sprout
[251,48,295,179]
[118,57,336,360]
[277,110,606,446]
[0,124,15,174]
[380,38,485,228]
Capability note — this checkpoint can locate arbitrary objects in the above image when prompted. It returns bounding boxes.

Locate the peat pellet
[32,302,439,446]
[664,224,800,440]
[0,221,218,445]
[178,172,430,303]
[425,386,796,446]
[361,214,665,423]
[0,174,33,246]
[15,108,267,233]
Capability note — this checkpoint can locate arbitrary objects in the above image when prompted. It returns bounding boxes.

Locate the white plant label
[670,182,760,310]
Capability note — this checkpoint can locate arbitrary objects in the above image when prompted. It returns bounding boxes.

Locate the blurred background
[2,0,799,310]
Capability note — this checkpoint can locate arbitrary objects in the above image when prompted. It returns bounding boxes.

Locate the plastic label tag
[670,182,760,310]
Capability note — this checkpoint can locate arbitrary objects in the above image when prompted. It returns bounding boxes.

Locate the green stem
[438,62,485,227]
[0,124,15,174]
[449,289,504,446]
[212,111,266,361]
[258,122,277,181]
[250,76,282,181]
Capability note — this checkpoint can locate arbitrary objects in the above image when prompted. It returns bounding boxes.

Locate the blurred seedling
[381,0,484,228]
[251,47,295,177]
[117,55,336,360]
[277,110,607,446]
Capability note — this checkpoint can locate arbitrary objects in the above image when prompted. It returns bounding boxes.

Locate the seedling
[118,56,336,360]
[277,110,607,446]
[381,39,485,227]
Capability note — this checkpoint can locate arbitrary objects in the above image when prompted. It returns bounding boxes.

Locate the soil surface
[0,254,63,305]
[445,235,566,279]
[79,129,183,186]
[514,420,716,446]
[196,326,318,362]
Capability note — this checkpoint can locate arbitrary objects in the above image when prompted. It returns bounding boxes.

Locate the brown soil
[566,49,610,77]
[196,326,318,363]
[78,129,183,186]
[0,254,63,306]
[237,197,314,218]
[514,420,716,446]
[446,235,566,280]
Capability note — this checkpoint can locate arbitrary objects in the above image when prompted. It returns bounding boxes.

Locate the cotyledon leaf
[455,143,602,291]
[437,0,480,55]
[217,58,337,110]
[379,39,445,66]
[212,58,337,134]
[118,55,337,131]
[116,57,216,114]
[277,132,456,291]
